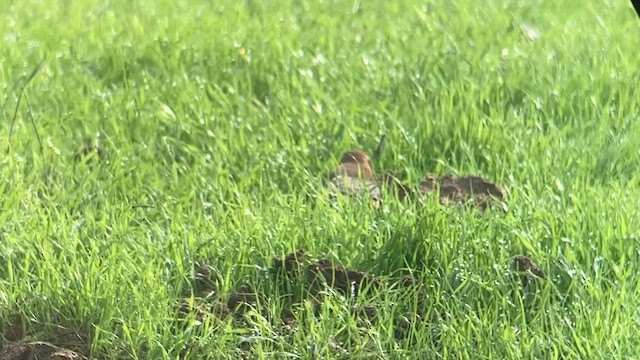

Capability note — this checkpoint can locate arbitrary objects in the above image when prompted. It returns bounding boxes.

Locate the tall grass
[1,0,639,358]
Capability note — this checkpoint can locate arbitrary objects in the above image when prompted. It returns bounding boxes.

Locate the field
[1,0,640,359]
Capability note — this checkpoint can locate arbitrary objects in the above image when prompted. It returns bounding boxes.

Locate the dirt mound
[272,249,307,277]
[193,260,219,296]
[179,251,397,325]
[375,169,508,212]
[173,250,536,357]
[2,250,543,359]
[307,258,382,298]
[421,175,508,211]
[178,260,250,324]
[0,330,88,360]
[227,283,259,316]
[177,297,231,322]
[320,148,509,212]
[513,255,546,288]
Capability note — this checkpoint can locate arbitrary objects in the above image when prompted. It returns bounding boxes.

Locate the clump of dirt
[306,258,383,298]
[0,314,25,342]
[320,147,509,213]
[193,261,219,296]
[170,248,551,357]
[351,305,378,323]
[271,251,434,338]
[272,251,400,330]
[0,340,32,360]
[374,168,507,212]
[393,312,423,340]
[174,250,433,357]
[227,283,259,317]
[420,174,508,212]
[272,249,307,278]
[176,260,230,326]
[177,298,231,322]
[513,255,546,288]
[0,329,88,360]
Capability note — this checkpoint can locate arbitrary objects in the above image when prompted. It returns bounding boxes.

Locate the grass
[1,0,639,358]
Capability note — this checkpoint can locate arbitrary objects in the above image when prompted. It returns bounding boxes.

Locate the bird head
[340,150,371,166]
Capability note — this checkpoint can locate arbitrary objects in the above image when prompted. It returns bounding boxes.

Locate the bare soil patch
[0,325,88,360]
[513,255,546,289]
[420,174,508,211]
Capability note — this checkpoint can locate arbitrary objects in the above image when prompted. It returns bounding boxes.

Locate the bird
[325,150,382,209]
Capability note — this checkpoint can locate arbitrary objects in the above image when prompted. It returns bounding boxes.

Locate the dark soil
[320,149,508,212]
[193,260,219,296]
[513,255,546,288]
[0,328,88,360]
[306,258,383,298]
[227,283,259,316]
[1,245,544,360]
[420,174,508,211]
[2,247,543,359]
[272,249,307,278]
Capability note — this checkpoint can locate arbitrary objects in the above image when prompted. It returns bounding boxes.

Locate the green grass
[1,0,639,358]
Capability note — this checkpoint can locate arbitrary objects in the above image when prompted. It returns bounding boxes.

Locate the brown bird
[326,150,382,209]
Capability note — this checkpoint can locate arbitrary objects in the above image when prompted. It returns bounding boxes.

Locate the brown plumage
[326,150,382,208]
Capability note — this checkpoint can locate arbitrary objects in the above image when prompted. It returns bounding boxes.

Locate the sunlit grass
[1,0,639,358]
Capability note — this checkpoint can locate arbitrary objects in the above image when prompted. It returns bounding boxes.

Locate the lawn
[1,0,639,358]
